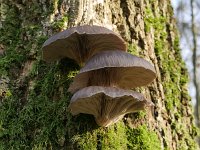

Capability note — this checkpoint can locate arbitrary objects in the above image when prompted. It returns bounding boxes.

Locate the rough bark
[0,0,198,150]
[191,0,200,129]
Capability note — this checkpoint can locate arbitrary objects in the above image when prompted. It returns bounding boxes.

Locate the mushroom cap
[69,86,153,127]
[68,50,156,93]
[42,25,126,65]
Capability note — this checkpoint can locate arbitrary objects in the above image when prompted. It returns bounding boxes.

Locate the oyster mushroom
[42,25,126,65]
[69,86,153,127]
[68,50,156,93]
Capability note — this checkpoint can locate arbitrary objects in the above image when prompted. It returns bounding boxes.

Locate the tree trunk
[0,0,198,150]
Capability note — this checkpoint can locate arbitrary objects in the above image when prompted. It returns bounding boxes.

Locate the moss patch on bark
[144,3,198,150]
[126,125,161,150]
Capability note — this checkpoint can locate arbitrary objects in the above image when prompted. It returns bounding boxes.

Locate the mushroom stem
[68,50,156,93]
[95,115,124,127]
[76,34,90,64]
[88,68,120,87]
[42,25,126,65]
[69,86,154,127]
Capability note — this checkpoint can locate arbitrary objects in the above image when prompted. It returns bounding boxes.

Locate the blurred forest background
[172,0,200,135]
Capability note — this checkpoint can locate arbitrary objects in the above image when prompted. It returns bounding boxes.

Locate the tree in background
[0,0,198,149]
[172,0,200,143]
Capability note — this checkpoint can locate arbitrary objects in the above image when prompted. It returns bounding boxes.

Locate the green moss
[71,130,98,150]
[154,35,187,111]
[144,5,198,149]
[144,5,186,111]
[0,62,73,149]
[126,125,161,150]
[132,111,147,119]
[101,122,128,150]
[176,134,198,150]
[145,10,182,111]
[128,44,140,55]
[0,2,71,149]
[70,122,128,150]
[144,8,166,33]
[52,15,68,31]
[170,116,198,150]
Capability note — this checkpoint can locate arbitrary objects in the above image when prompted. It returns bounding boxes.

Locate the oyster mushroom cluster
[42,25,156,127]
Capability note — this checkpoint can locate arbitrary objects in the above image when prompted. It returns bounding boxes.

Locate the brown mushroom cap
[68,50,156,93]
[42,25,126,65]
[69,86,153,127]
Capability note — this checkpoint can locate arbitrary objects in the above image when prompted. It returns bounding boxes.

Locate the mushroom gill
[42,25,126,65]
[68,50,156,93]
[69,86,153,127]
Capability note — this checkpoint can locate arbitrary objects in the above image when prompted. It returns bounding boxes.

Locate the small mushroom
[69,86,153,127]
[68,50,156,93]
[42,25,126,65]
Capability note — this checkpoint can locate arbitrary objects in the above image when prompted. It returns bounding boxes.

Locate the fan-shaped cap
[42,25,126,65]
[69,86,153,127]
[68,50,156,93]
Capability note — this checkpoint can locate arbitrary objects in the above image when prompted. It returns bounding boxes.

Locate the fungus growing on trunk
[68,50,156,93]
[69,86,153,127]
[42,25,126,65]
[42,25,156,127]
